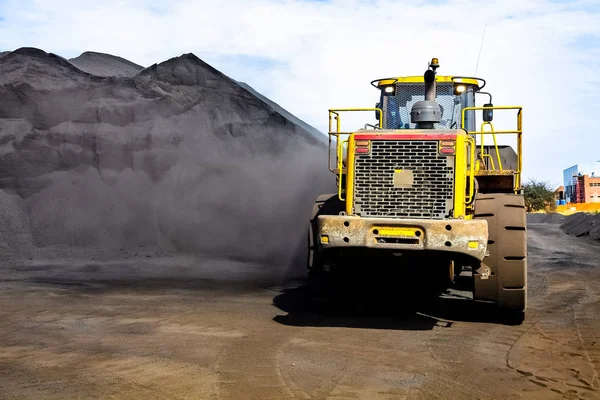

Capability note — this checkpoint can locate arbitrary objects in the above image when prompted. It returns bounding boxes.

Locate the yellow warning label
[374,227,421,237]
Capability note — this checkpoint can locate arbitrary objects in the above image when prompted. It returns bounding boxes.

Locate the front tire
[473,193,527,324]
[307,194,343,303]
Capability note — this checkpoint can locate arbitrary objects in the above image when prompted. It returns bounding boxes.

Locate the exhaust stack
[411,58,442,129]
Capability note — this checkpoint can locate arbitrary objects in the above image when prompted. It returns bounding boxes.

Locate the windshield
[384,83,462,130]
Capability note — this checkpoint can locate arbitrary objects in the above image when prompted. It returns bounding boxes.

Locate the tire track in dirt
[213,330,297,399]
[277,331,435,399]
[421,223,600,399]
[572,286,600,393]
[504,223,600,399]
[424,319,536,398]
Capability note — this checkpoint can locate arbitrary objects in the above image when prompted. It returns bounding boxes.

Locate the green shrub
[523,179,556,212]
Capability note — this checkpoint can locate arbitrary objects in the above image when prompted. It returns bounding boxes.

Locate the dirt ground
[0,221,599,400]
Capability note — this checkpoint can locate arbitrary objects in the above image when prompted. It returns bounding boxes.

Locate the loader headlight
[454,84,466,95]
[383,85,396,96]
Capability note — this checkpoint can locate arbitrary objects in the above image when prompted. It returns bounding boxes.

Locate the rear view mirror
[483,103,493,122]
[375,102,381,121]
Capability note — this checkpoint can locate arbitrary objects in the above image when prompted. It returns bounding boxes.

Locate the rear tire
[473,193,527,323]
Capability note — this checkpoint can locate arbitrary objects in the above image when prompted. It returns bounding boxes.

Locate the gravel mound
[526,213,565,224]
[561,213,600,240]
[69,51,144,77]
[0,47,332,280]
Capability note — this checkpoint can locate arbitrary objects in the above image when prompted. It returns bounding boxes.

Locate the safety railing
[461,106,522,191]
[328,108,383,173]
[466,135,476,206]
[328,108,382,201]
[478,122,503,171]
[337,138,349,201]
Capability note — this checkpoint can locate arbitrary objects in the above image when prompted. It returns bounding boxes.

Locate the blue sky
[0,0,599,185]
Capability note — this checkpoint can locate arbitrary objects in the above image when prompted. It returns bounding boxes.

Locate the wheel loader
[308,58,526,324]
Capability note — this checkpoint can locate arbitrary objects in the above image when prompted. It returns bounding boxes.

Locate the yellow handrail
[328,108,383,133]
[461,105,522,191]
[337,139,348,201]
[479,121,503,171]
[475,127,496,171]
[328,108,383,173]
[516,109,523,190]
[461,105,523,131]
[466,136,476,205]
[481,154,496,171]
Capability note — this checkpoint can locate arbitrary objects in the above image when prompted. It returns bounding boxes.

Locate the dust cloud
[0,48,334,285]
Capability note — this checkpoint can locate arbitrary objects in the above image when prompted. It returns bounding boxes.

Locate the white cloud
[0,0,599,184]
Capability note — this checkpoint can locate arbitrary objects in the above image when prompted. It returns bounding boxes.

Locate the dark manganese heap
[0,47,330,277]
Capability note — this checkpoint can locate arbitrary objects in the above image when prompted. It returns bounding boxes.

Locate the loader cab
[373,76,483,132]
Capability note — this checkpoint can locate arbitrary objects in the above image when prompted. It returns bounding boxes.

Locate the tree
[523,179,556,212]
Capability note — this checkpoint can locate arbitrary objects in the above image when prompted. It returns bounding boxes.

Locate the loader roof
[372,75,482,89]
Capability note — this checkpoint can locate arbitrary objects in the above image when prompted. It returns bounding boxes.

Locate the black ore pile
[69,51,144,78]
[0,48,332,283]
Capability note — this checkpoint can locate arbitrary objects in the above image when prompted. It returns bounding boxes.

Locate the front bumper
[317,215,488,261]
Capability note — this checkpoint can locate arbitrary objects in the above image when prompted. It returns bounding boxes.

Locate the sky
[0,0,599,186]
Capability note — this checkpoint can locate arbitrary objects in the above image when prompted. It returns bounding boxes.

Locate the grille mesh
[354,141,454,219]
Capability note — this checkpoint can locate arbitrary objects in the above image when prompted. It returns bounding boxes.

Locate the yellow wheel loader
[308,58,526,324]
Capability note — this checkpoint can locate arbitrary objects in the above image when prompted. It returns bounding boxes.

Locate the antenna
[475,24,487,75]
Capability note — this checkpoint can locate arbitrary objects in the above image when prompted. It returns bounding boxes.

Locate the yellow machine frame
[461,106,523,193]
[327,103,523,219]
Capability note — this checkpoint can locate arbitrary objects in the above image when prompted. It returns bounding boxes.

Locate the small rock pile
[561,212,600,240]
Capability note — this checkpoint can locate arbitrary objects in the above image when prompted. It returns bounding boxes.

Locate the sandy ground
[0,222,599,400]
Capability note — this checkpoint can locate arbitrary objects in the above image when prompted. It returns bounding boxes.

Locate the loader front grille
[353,140,454,219]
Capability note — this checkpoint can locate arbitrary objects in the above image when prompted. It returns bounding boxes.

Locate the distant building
[554,186,564,201]
[563,162,600,203]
